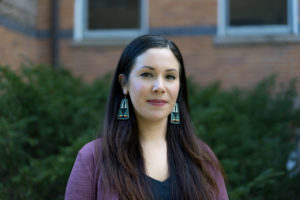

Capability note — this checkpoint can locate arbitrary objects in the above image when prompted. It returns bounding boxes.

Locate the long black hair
[99,35,223,200]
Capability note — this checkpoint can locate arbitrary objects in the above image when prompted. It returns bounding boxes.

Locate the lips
[147,99,167,106]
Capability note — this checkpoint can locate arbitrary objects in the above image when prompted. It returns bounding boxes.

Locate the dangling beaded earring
[117,96,129,120]
[170,103,180,124]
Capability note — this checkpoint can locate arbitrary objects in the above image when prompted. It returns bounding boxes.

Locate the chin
[142,114,169,122]
[134,109,171,122]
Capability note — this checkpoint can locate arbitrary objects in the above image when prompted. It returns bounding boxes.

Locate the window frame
[73,0,148,42]
[217,0,299,37]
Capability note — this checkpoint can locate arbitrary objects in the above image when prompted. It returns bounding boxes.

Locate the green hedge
[0,65,109,199]
[0,65,299,199]
[188,77,300,200]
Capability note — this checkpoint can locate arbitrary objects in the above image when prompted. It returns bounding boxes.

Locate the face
[121,48,180,123]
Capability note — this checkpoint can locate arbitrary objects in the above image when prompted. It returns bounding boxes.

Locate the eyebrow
[139,65,178,73]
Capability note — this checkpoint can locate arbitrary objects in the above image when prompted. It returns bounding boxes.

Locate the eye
[166,74,176,80]
[140,72,153,78]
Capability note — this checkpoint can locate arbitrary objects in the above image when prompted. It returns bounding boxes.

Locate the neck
[137,117,168,144]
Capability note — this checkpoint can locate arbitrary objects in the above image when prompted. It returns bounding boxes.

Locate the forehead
[132,48,180,72]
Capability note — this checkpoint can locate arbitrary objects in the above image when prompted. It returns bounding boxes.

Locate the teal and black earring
[117,96,129,120]
[170,103,180,124]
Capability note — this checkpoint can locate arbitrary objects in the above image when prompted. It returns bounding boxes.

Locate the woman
[65,35,228,200]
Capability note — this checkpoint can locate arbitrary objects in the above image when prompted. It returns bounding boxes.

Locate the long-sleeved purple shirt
[65,139,229,200]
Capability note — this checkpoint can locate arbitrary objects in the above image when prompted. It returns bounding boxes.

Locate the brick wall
[0,0,300,93]
[171,36,300,90]
[149,0,217,27]
[0,26,50,69]
[0,0,50,68]
[59,0,74,30]
[0,0,37,27]
[60,40,123,81]
[36,0,51,29]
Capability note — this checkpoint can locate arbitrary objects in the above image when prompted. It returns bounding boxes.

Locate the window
[217,0,299,37]
[74,0,148,42]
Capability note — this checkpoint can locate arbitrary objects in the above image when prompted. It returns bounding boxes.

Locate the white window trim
[74,0,148,42]
[217,0,299,37]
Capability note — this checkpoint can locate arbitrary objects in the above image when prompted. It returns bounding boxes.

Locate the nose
[152,77,165,93]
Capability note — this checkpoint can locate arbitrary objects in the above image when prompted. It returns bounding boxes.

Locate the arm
[214,165,229,200]
[199,140,229,200]
[65,144,95,200]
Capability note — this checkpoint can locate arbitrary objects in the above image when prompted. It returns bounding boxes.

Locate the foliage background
[0,65,299,200]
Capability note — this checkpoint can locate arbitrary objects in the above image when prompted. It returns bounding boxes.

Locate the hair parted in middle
[98,35,223,200]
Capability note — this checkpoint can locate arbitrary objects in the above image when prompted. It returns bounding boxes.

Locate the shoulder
[196,139,219,162]
[76,138,103,168]
[78,138,102,156]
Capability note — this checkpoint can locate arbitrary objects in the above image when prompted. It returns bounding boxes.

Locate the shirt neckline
[145,175,170,184]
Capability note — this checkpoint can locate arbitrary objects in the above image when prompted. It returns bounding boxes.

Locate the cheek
[171,82,180,100]
[128,80,148,100]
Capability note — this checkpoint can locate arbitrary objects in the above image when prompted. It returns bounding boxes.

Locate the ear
[118,74,128,95]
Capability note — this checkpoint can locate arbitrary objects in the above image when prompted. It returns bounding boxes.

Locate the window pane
[229,0,287,26]
[88,0,140,30]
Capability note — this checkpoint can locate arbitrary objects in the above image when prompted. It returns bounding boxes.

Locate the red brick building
[0,0,300,91]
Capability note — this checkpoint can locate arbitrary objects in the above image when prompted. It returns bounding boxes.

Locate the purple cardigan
[65,139,229,200]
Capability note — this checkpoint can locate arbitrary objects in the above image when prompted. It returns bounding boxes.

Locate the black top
[146,176,171,200]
